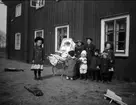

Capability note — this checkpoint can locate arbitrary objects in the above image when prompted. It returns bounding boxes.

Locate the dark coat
[75,45,84,58]
[89,56,100,70]
[100,58,110,73]
[84,43,95,60]
[103,49,115,68]
[65,57,77,77]
[32,46,44,64]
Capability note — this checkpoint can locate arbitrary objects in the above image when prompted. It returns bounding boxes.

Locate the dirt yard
[0,57,136,105]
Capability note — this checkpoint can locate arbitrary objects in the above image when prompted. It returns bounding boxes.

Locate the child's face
[94,52,98,56]
[36,40,42,46]
[103,54,107,59]
[77,42,81,46]
[81,53,86,57]
[106,43,111,49]
[87,39,92,44]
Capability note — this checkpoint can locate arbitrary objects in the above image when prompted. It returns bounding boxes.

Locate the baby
[79,50,88,80]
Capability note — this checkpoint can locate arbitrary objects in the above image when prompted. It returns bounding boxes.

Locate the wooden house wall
[28,0,84,63]
[83,1,136,80]
[6,1,29,62]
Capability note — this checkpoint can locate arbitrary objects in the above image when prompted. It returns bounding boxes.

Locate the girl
[31,37,44,80]
[65,51,77,80]
[79,50,88,80]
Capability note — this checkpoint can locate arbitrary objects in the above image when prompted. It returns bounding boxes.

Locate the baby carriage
[47,38,76,78]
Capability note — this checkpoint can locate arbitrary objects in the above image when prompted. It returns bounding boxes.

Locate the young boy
[100,52,111,83]
[75,40,84,79]
[89,49,101,81]
[103,42,115,82]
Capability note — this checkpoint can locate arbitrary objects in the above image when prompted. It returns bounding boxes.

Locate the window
[101,15,130,57]
[15,33,21,50]
[55,25,69,52]
[15,3,22,17]
[30,0,45,9]
[34,29,44,47]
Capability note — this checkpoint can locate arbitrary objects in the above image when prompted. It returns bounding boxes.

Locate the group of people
[31,36,115,83]
[64,38,115,83]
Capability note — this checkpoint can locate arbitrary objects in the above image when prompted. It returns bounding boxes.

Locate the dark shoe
[34,77,38,80]
[37,76,42,80]
[80,74,84,80]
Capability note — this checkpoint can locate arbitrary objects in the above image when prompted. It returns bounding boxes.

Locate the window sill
[35,6,44,10]
[115,53,129,57]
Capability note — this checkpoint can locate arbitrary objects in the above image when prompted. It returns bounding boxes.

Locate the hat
[75,40,84,45]
[68,50,75,57]
[81,50,87,56]
[34,37,44,44]
[86,37,93,41]
[105,41,113,49]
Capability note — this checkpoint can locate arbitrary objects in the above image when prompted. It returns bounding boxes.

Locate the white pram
[48,38,76,76]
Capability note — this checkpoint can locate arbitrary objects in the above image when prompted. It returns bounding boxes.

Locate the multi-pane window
[101,15,130,57]
[30,0,45,9]
[55,25,69,52]
[15,4,22,17]
[15,33,21,50]
[34,29,44,47]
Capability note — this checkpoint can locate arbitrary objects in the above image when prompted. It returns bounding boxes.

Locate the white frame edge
[15,3,22,17]
[55,25,69,52]
[101,15,130,57]
[15,32,21,50]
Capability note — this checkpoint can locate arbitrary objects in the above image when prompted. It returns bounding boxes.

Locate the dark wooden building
[3,0,136,81]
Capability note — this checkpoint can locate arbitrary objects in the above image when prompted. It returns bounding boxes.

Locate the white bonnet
[81,50,87,56]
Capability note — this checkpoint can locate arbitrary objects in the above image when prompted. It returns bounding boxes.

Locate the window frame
[55,25,69,52]
[34,29,44,47]
[30,0,45,9]
[101,14,130,57]
[15,3,22,17]
[15,33,21,50]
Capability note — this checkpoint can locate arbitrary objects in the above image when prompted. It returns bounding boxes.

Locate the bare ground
[0,57,136,105]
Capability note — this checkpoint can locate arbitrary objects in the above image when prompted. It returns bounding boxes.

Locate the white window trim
[34,29,44,47]
[15,33,21,50]
[15,3,22,17]
[55,25,69,52]
[34,29,44,38]
[30,0,45,9]
[101,15,130,57]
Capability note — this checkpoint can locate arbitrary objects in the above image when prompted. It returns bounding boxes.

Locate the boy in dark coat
[65,51,77,80]
[89,49,101,81]
[100,53,111,83]
[75,40,84,79]
[31,37,44,80]
[103,42,115,82]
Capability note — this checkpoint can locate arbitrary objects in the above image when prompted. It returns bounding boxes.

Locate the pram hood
[48,38,76,66]
[59,38,76,53]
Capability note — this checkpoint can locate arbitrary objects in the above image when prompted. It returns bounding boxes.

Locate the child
[65,51,77,80]
[89,49,101,81]
[31,37,44,80]
[79,50,88,80]
[75,40,84,79]
[100,53,110,83]
[103,42,115,82]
